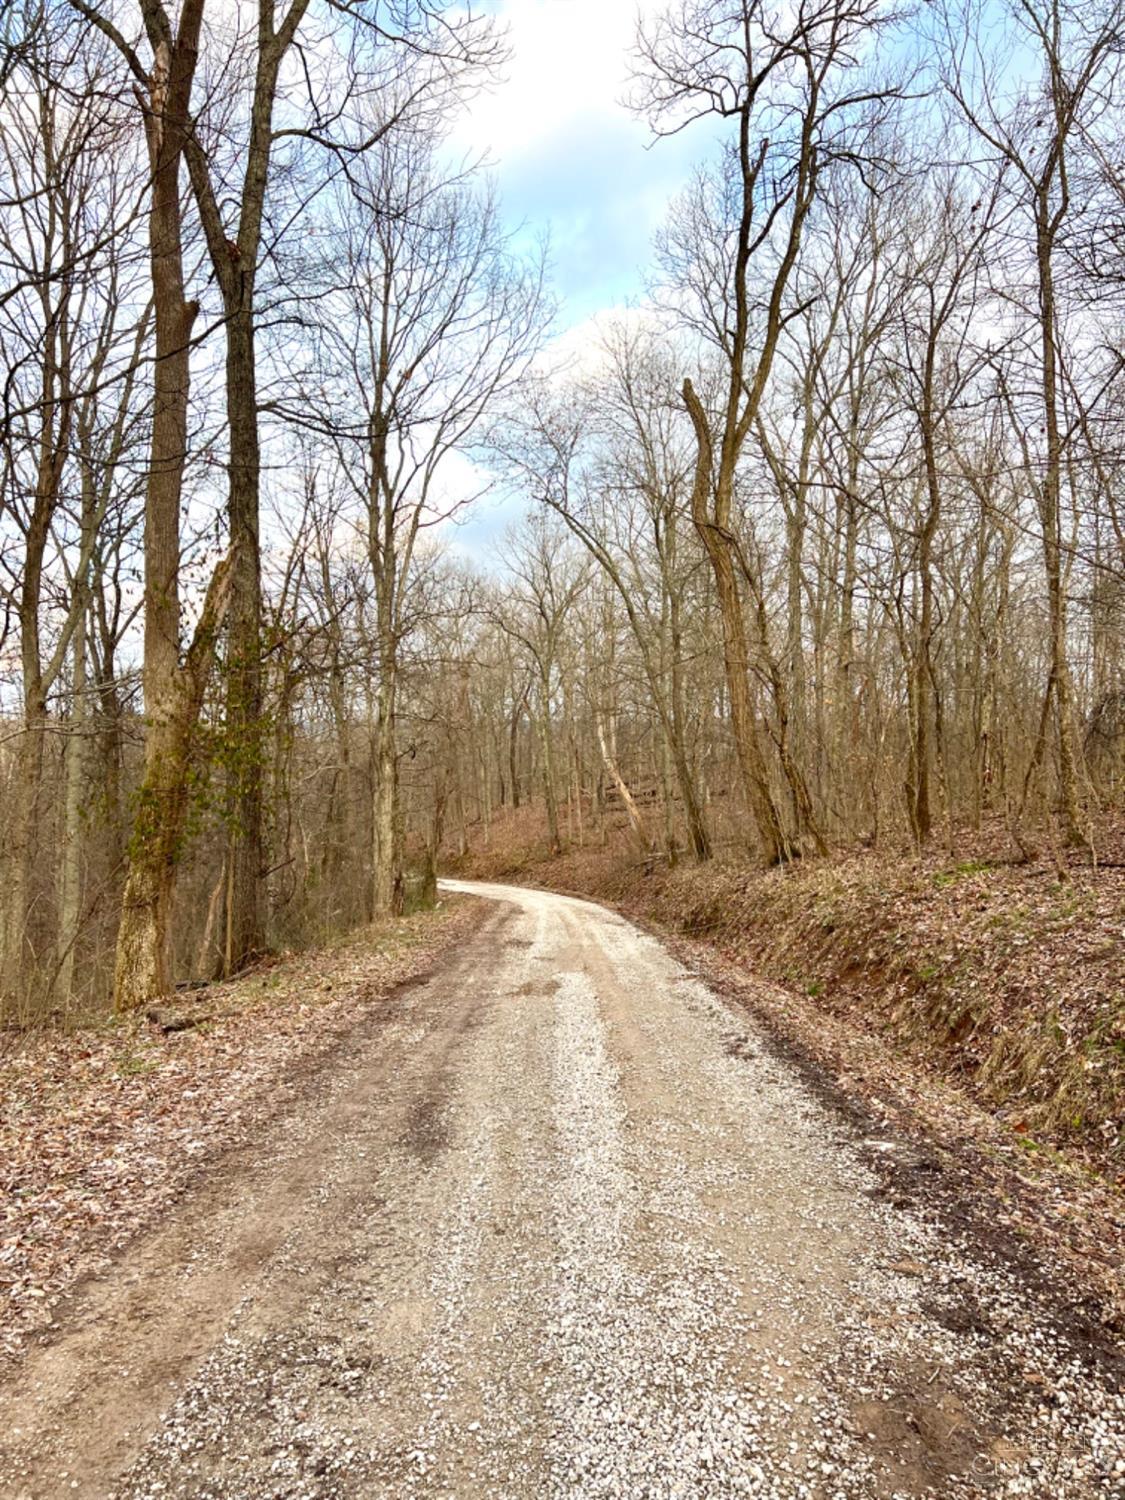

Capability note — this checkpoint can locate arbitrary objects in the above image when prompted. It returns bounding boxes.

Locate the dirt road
[1,882,1121,1499]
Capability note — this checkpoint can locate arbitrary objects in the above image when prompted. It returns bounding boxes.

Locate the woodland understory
[2,0,1125,1077]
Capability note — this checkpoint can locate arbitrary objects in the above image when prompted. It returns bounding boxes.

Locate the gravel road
[1,881,1121,1500]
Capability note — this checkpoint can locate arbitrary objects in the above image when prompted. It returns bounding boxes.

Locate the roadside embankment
[449,815,1125,1325]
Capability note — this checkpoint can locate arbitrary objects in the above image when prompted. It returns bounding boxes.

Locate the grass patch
[116,1050,161,1078]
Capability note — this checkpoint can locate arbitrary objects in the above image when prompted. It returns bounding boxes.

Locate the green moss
[116,1051,160,1078]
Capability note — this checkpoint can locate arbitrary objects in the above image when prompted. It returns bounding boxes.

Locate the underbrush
[449,811,1125,1180]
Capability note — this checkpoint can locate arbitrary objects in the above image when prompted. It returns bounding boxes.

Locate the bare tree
[309,126,546,912]
[890,171,1000,842]
[637,0,901,861]
[78,0,235,1010]
[939,0,1125,842]
[498,331,713,862]
[0,11,149,1009]
[493,516,591,857]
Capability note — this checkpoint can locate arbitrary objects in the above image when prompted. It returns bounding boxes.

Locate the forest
[2,3,1125,1490]
[2,0,1124,1023]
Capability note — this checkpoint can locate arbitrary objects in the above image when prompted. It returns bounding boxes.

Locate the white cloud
[453,0,655,165]
[446,0,707,334]
[538,300,663,376]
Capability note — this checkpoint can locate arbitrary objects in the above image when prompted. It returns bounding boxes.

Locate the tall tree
[0,11,148,1005]
[66,0,236,1008]
[940,0,1125,842]
[311,127,545,913]
[637,0,900,861]
[498,337,713,862]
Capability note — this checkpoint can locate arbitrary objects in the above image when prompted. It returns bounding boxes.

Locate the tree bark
[595,712,652,853]
[684,380,785,863]
[1034,195,1082,841]
[221,298,264,967]
[112,0,232,1011]
[540,677,562,856]
[57,607,89,1004]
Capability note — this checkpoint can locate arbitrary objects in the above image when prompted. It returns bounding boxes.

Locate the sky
[440,0,706,563]
[450,0,698,327]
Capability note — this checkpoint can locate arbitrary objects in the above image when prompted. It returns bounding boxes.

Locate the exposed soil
[0,904,478,1366]
[1,881,1120,1498]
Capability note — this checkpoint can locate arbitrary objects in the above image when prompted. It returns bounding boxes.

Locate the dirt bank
[448,813,1125,1328]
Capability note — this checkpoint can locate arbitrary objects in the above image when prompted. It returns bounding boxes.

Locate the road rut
[1,881,1120,1499]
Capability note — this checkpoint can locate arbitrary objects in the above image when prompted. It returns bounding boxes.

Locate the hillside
[448,806,1125,1324]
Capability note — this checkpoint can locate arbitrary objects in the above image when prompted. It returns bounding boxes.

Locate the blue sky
[441,0,707,561]
[450,0,702,326]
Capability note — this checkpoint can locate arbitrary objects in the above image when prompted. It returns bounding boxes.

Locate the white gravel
[1,879,1121,1499]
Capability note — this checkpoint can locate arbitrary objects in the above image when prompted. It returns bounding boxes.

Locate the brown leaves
[0,902,474,1367]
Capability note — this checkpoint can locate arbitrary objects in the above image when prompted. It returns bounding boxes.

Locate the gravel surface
[1,880,1121,1499]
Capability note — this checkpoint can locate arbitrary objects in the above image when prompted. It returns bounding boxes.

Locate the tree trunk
[4,279,70,1001]
[114,711,192,1009]
[182,10,315,969]
[710,540,785,862]
[540,678,561,855]
[683,385,785,862]
[911,411,942,844]
[595,712,651,852]
[372,662,401,918]
[3,698,47,1003]
[222,300,264,969]
[57,609,89,1004]
[1035,202,1082,842]
[666,538,710,862]
[508,690,523,808]
[113,3,224,1011]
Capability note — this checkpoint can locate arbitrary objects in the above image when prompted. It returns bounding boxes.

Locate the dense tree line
[1,0,1123,1021]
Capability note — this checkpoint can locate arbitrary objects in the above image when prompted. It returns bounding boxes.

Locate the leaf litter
[0,899,477,1366]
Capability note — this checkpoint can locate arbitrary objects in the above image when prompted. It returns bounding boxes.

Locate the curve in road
[1,881,1120,1498]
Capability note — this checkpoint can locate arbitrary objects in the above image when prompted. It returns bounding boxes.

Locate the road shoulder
[0,898,481,1370]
